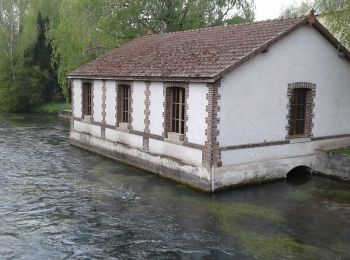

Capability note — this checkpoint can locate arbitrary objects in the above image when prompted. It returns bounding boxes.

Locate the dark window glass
[121,85,130,123]
[170,88,185,134]
[290,88,308,136]
[82,82,92,116]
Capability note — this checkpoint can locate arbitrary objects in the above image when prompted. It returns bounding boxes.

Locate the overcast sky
[255,0,304,21]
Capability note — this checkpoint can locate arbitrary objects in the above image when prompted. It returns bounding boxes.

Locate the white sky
[255,0,304,21]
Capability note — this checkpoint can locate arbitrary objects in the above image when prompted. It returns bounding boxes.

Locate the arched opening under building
[286,166,313,185]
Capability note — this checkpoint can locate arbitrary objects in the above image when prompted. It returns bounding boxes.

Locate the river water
[0,114,349,259]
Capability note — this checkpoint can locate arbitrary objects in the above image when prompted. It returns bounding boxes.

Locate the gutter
[67,75,216,83]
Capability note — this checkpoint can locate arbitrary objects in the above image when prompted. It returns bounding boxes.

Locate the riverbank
[33,103,71,115]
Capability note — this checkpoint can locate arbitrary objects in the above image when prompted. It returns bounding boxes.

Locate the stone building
[68,12,350,191]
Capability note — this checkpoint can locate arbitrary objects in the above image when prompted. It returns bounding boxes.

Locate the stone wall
[314,149,350,181]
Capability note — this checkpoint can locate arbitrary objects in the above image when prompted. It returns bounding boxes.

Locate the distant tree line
[280,0,350,47]
[0,0,255,112]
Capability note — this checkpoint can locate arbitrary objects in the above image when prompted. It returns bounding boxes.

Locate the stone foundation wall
[314,149,350,181]
[70,130,212,191]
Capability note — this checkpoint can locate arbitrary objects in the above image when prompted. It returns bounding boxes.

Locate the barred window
[121,85,130,123]
[170,87,185,134]
[289,88,308,136]
[82,82,92,116]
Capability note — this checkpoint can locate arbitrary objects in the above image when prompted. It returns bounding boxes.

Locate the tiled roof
[69,15,349,82]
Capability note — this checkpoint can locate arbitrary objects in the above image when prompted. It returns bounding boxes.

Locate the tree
[0,0,256,108]
[0,1,61,111]
[280,0,314,18]
[280,0,350,47]
[322,0,350,47]
[50,0,255,102]
[24,12,59,102]
[0,0,20,80]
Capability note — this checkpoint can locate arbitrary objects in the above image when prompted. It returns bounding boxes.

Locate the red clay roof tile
[69,16,345,81]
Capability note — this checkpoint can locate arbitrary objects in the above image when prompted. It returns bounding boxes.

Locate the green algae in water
[330,147,350,157]
[38,136,61,145]
[288,190,313,202]
[187,199,337,259]
[238,232,331,260]
[331,241,350,256]
[315,190,350,203]
[288,188,350,204]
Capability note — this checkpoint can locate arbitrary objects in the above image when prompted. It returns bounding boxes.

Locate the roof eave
[312,19,350,61]
[67,74,216,83]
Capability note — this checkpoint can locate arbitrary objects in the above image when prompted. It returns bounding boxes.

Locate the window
[122,85,130,123]
[117,84,131,125]
[170,87,185,134]
[289,88,308,136]
[82,82,92,117]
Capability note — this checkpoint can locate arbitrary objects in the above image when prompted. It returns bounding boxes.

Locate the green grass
[330,147,350,156]
[34,103,71,114]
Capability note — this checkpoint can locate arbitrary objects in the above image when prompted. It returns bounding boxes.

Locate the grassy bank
[33,103,71,114]
[331,147,350,157]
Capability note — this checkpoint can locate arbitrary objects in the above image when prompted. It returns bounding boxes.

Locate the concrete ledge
[70,131,212,192]
[214,154,314,190]
[58,110,72,119]
[314,149,350,181]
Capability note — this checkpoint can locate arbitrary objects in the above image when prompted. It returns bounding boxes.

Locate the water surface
[0,114,349,259]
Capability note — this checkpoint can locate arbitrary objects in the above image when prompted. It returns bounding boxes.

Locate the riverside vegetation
[0,0,349,113]
[0,0,256,112]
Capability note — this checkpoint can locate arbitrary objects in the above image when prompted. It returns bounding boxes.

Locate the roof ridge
[140,15,308,39]
[71,13,348,82]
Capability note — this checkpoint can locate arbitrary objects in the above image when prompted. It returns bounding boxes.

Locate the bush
[0,66,47,112]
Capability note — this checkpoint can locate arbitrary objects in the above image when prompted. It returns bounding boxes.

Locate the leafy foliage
[0,0,255,110]
[280,0,350,47]
[50,0,255,102]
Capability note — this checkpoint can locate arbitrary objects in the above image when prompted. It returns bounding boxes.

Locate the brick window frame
[163,82,189,142]
[286,82,316,139]
[81,81,94,122]
[116,82,133,130]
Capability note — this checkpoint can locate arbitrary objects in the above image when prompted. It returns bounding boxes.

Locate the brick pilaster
[101,80,106,139]
[143,82,151,150]
[202,80,221,169]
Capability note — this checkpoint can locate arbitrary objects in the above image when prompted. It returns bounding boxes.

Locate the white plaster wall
[132,81,146,132]
[93,80,103,123]
[74,120,101,137]
[219,25,350,148]
[149,139,203,166]
[149,82,164,136]
[73,79,82,118]
[187,83,208,145]
[187,83,209,145]
[105,81,116,126]
[105,128,143,149]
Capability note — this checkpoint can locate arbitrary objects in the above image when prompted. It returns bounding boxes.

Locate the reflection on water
[0,114,349,259]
